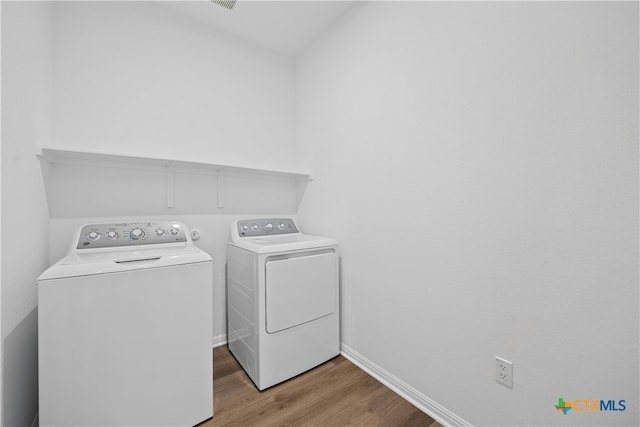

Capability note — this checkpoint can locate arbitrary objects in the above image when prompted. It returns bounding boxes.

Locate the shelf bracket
[166,162,175,208]
[217,169,225,209]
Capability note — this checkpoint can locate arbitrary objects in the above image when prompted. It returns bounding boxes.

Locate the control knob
[278,223,285,230]
[251,224,258,231]
[156,229,165,236]
[129,228,145,240]
[170,228,179,235]
[106,231,118,240]
[263,222,273,232]
[87,231,100,241]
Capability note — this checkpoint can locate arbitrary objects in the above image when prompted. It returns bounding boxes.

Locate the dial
[106,231,118,240]
[170,227,179,235]
[278,223,285,230]
[87,231,100,241]
[241,225,249,232]
[263,222,273,232]
[251,224,258,231]
[129,228,145,240]
[156,229,165,236]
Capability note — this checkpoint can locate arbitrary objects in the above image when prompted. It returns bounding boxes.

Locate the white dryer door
[265,252,336,333]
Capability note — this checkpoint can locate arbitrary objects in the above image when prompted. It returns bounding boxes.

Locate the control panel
[76,222,188,249]
[236,218,299,237]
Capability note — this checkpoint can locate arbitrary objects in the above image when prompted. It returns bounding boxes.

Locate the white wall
[43,162,301,219]
[46,2,300,351]
[296,2,638,426]
[1,2,53,426]
[52,1,296,171]
[1,4,4,423]
[0,0,301,422]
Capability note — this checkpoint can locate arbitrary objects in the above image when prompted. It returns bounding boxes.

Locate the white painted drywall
[43,162,302,218]
[1,2,52,426]
[45,2,300,360]
[158,1,358,57]
[0,4,3,424]
[51,1,296,171]
[296,2,638,426]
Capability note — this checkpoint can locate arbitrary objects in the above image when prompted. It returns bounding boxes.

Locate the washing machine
[226,218,339,390]
[38,221,213,427]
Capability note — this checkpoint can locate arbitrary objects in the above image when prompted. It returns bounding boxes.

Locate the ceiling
[160,0,359,57]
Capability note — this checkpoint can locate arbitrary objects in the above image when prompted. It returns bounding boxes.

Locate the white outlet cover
[496,356,513,388]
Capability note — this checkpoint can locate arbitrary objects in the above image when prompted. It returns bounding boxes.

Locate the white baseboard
[212,333,227,348]
[340,344,473,427]
[30,412,39,427]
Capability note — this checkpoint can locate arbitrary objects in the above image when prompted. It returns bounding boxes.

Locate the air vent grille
[210,0,237,10]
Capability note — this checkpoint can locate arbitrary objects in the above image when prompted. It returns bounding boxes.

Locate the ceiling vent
[210,0,237,10]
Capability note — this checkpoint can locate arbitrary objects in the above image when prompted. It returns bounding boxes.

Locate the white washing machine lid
[229,234,337,254]
[40,221,212,281]
[39,243,212,281]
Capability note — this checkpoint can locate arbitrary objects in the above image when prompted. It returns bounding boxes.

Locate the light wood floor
[198,346,442,427]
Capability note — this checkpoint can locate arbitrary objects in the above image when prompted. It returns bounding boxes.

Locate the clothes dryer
[226,218,339,390]
[38,221,213,427]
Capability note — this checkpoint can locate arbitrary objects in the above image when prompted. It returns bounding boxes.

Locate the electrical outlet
[496,356,513,388]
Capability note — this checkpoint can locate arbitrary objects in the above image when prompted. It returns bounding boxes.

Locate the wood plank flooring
[198,346,442,427]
